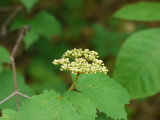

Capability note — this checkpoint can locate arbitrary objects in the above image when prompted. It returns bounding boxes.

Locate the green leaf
[0,109,17,120]
[74,73,130,120]
[20,0,38,12]
[0,46,10,72]
[17,90,96,120]
[0,71,34,109]
[114,28,160,99]
[114,2,160,21]
[27,59,67,94]
[10,11,62,48]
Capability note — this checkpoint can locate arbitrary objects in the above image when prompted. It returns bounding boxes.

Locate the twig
[0,7,16,12]
[0,6,22,36]
[10,56,19,110]
[0,91,31,105]
[0,92,15,105]
[17,92,31,99]
[0,26,31,111]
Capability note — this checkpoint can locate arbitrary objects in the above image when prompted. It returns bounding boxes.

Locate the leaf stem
[68,73,80,91]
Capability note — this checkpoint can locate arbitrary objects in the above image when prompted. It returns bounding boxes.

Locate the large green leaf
[114,28,160,99]
[0,71,34,109]
[0,90,96,120]
[10,11,62,48]
[18,91,96,120]
[0,46,10,73]
[20,0,38,12]
[0,73,130,120]
[114,2,160,21]
[74,73,130,120]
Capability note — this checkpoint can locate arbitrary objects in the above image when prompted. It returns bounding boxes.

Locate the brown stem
[68,73,80,91]
[10,26,30,111]
[0,92,15,105]
[0,91,30,105]
[10,56,19,110]
[11,26,31,57]
[17,92,31,99]
[0,26,31,111]
[0,6,22,36]
[0,7,20,12]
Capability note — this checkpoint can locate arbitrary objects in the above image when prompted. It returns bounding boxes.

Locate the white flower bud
[53,49,108,74]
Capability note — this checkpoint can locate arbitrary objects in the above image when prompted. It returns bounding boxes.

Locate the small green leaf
[18,90,96,120]
[23,29,39,49]
[20,0,38,12]
[0,46,10,73]
[0,71,34,109]
[10,11,62,48]
[114,28,160,99]
[74,73,130,120]
[114,2,160,21]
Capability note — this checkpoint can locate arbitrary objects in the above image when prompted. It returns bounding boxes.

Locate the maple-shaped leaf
[74,73,130,120]
[18,90,96,120]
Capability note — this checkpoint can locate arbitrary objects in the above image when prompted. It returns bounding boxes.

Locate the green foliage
[19,91,96,120]
[114,28,160,99]
[73,73,130,120]
[62,0,86,39]
[0,0,11,6]
[11,11,62,48]
[0,109,17,120]
[0,73,129,120]
[0,46,10,73]
[2,1,160,119]
[20,0,38,12]
[19,90,96,120]
[29,39,70,63]
[96,112,112,120]
[114,2,160,21]
[27,59,67,94]
[0,71,34,109]
[1,91,96,120]
[91,24,128,58]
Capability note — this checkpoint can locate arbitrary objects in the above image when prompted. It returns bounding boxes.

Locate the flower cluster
[53,49,108,74]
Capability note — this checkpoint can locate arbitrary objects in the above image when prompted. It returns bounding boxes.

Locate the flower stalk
[68,73,80,91]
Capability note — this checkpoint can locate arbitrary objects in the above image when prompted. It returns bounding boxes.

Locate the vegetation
[0,0,160,120]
